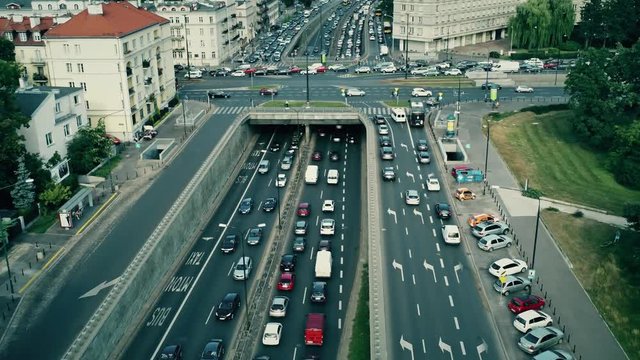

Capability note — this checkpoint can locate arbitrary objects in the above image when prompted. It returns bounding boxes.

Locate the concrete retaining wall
[64,118,256,359]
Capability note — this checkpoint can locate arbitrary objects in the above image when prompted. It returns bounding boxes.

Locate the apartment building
[392,0,585,58]
[43,1,176,141]
[153,0,254,67]
[0,14,55,86]
[15,86,88,183]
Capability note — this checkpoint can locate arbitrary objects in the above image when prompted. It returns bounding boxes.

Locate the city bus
[409,101,426,127]
[383,21,392,34]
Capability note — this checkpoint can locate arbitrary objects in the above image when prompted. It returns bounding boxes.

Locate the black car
[263,197,277,212]
[280,254,297,272]
[416,139,428,151]
[372,114,386,125]
[270,142,281,152]
[160,344,183,360]
[246,227,263,245]
[481,82,503,90]
[318,239,331,251]
[238,198,253,214]
[329,151,340,161]
[201,339,225,360]
[174,64,184,71]
[335,66,349,73]
[435,203,451,219]
[211,69,230,77]
[310,281,327,303]
[379,136,392,147]
[208,90,230,99]
[382,166,396,181]
[215,292,240,320]
[221,234,238,254]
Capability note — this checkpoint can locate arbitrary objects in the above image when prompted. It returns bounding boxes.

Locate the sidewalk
[446,100,629,360]
[0,99,212,339]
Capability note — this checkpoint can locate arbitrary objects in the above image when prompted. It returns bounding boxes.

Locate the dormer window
[19,32,27,42]
[33,32,41,41]
[4,33,11,41]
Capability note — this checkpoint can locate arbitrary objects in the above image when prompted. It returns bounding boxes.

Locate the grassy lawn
[487,110,640,215]
[348,263,370,360]
[28,213,57,233]
[261,100,347,108]
[541,210,640,356]
[91,155,123,178]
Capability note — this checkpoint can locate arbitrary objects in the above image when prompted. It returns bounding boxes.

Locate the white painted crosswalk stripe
[212,106,392,116]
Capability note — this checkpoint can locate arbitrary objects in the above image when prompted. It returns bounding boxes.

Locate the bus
[383,21,392,34]
[409,101,426,127]
[375,9,382,16]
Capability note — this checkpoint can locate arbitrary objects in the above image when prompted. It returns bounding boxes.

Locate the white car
[322,199,335,212]
[232,256,252,280]
[426,174,440,191]
[515,85,534,93]
[488,258,528,277]
[262,322,283,345]
[513,310,553,333]
[441,225,461,245]
[354,66,371,73]
[184,70,203,79]
[444,68,462,76]
[404,190,420,205]
[412,88,433,97]
[328,64,343,71]
[380,66,397,73]
[410,68,429,75]
[230,70,246,77]
[269,296,289,317]
[320,218,335,235]
[435,62,451,69]
[346,88,366,96]
[377,124,389,135]
[275,173,287,188]
[301,69,317,75]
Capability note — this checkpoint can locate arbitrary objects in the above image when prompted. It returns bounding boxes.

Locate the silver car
[269,296,289,317]
[471,221,510,238]
[532,349,574,360]
[493,275,531,296]
[477,234,513,251]
[232,256,252,280]
[518,326,564,354]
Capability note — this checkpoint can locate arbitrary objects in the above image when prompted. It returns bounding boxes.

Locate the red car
[543,62,558,69]
[450,165,472,178]
[244,68,257,75]
[316,65,328,73]
[297,202,311,217]
[507,294,546,314]
[277,273,295,291]
[289,66,302,74]
[311,151,322,161]
[260,88,278,95]
[104,134,122,145]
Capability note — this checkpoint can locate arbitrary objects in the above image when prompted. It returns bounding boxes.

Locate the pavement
[442,99,630,360]
[0,99,211,345]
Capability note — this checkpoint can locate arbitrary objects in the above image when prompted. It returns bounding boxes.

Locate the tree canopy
[0,38,15,62]
[66,121,114,175]
[508,0,575,49]
[580,0,640,47]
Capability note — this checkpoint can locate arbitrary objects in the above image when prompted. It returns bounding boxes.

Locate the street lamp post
[531,198,541,269]
[305,51,310,107]
[404,13,409,80]
[484,52,490,101]
[181,96,188,138]
[275,178,282,230]
[483,120,491,195]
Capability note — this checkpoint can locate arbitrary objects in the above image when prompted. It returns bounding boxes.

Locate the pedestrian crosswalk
[211,105,392,115]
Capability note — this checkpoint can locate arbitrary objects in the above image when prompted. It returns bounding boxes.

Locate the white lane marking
[309,247,315,260]
[340,269,343,278]
[340,257,344,265]
[341,244,344,252]
[292,347,297,360]
[449,295,454,307]
[405,227,408,235]
[341,233,344,241]
[342,213,345,220]
[342,188,346,194]
[408,249,412,258]
[435,243,441,252]
[320,190,324,198]
[444,275,449,287]
[432,229,437,237]
[429,215,434,224]
[342,204,345,211]
[412,274,416,285]
[342,196,345,202]
[339,284,343,294]
[205,305,216,325]
[454,316,460,330]
[315,216,319,226]
[338,318,342,329]
[302,287,308,304]
[339,300,343,311]
[422,339,426,353]
[439,258,445,268]
[426,204,431,211]
[227,263,235,277]
[416,303,421,316]
[460,341,466,355]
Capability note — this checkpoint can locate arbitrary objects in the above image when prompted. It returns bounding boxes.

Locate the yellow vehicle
[455,188,477,201]
[467,213,499,227]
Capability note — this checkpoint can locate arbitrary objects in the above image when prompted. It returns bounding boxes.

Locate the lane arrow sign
[412,208,424,224]
[423,260,436,283]
[80,277,120,299]
[477,339,488,360]
[400,335,415,360]
[400,143,408,151]
[392,259,405,282]
[439,337,454,360]
[405,171,415,182]
[387,208,397,224]
[454,263,463,284]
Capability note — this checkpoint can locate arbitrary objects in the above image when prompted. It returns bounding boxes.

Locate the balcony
[33,73,48,82]
[144,77,153,86]
[160,85,165,92]
[231,13,236,18]
[126,67,133,77]
[31,57,46,65]
[222,29,229,34]
[158,68,164,76]
[142,59,151,68]
[124,49,132,55]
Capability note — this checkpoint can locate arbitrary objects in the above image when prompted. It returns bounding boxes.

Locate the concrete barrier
[63,116,257,359]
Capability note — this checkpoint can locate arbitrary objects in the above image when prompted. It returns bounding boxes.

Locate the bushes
[510,51,579,60]
[521,104,570,114]
[489,51,501,59]
[558,41,580,51]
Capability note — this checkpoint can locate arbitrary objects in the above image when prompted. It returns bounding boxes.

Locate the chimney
[87,3,104,15]
[29,16,41,27]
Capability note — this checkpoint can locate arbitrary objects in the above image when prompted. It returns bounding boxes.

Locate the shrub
[521,104,570,114]
[546,207,560,212]
[168,96,179,107]
[489,51,501,59]
[573,210,584,218]
[558,41,580,51]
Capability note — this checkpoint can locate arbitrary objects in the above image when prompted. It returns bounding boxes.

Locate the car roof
[280,272,293,279]
[223,292,239,301]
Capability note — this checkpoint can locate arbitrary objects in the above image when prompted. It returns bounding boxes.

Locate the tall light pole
[484,52,490,101]
[483,120,490,195]
[404,13,409,80]
[531,198,541,269]
[305,51,310,107]
[183,15,191,75]
[275,179,282,230]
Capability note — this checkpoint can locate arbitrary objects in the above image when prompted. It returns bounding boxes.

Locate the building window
[33,32,41,41]
[200,40,205,46]
[401,4,405,10]
[69,82,75,87]
[55,102,61,113]
[66,63,72,72]
[74,44,80,54]
[410,5,414,11]
[175,17,180,23]
[76,115,83,127]
[63,124,70,137]
[45,132,53,146]
[132,39,137,49]
[198,16,203,23]
[80,82,87,91]
[185,16,189,23]
[73,95,79,104]
[86,101,90,109]
[77,63,84,72]
[200,28,204,35]
[37,4,42,9]
[201,52,206,58]
[209,16,213,23]
[212,51,216,58]
[74,4,79,10]
[63,44,70,54]
[47,4,52,10]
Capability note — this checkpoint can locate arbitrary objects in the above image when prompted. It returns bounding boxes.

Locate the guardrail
[249,107,359,113]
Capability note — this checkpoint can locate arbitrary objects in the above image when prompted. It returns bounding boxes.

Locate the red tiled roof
[45,2,169,39]
[0,16,55,45]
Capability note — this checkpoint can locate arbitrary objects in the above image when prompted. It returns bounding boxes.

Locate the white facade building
[43,2,176,141]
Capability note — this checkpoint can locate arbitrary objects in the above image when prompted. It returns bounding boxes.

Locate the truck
[315,250,332,278]
[305,313,325,346]
[492,60,520,73]
[379,45,389,57]
[305,165,319,184]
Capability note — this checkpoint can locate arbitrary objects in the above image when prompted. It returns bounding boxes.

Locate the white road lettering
[164,276,194,292]
[185,251,205,265]
[146,307,171,327]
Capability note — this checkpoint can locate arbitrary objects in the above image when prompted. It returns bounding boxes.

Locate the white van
[390,108,406,123]
[305,165,319,184]
[258,160,270,174]
[327,169,339,184]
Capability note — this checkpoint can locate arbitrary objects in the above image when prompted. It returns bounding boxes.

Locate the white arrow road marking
[202,236,213,241]
[406,171,415,182]
[439,337,454,360]
[392,259,405,282]
[454,263,463,284]
[477,339,488,360]
[413,208,424,224]
[401,143,409,151]
[79,277,120,299]
[423,260,436,283]
[387,208,397,224]
[400,335,415,360]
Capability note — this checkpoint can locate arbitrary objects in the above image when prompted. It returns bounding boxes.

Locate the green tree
[608,120,640,188]
[282,0,294,7]
[508,0,552,49]
[579,0,605,47]
[603,0,640,47]
[66,121,113,174]
[623,203,640,231]
[10,156,35,212]
[0,38,15,62]
[38,183,71,213]
[548,0,575,45]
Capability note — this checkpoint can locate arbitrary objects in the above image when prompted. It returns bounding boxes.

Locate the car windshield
[440,204,450,211]
[236,264,247,270]
[220,301,233,309]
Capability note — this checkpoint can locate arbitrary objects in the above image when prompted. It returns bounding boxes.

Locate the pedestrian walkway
[211,104,393,116]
